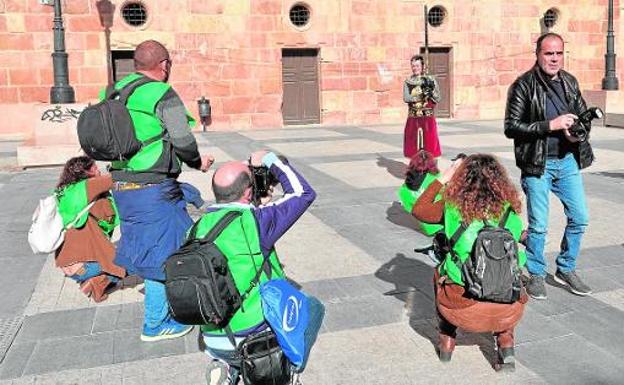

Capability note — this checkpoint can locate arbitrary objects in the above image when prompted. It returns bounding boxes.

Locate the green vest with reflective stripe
[56,180,89,229]
[196,207,285,335]
[397,172,443,236]
[99,73,195,172]
[440,203,526,286]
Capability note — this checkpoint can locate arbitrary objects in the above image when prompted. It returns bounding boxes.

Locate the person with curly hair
[412,154,527,371]
[55,156,125,302]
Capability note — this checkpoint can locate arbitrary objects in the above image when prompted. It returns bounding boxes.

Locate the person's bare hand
[440,158,463,184]
[200,154,215,172]
[549,113,578,131]
[250,150,269,167]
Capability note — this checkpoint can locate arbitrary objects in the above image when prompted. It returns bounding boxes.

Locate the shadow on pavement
[375,253,499,368]
[375,155,406,179]
[385,201,420,231]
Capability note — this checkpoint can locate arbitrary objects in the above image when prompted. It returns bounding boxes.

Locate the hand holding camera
[568,107,602,142]
[550,107,602,142]
[248,150,280,205]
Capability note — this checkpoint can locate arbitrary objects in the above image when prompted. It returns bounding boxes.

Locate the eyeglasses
[160,58,172,68]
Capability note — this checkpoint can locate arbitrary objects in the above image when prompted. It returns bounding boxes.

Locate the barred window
[289,3,311,28]
[121,1,148,28]
[427,6,446,28]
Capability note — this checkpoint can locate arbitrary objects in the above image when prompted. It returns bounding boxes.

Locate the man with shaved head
[103,39,214,342]
[190,150,315,384]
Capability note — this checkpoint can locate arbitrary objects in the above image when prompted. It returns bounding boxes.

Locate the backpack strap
[190,210,243,243]
[106,76,165,147]
[498,206,512,229]
[109,76,155,104]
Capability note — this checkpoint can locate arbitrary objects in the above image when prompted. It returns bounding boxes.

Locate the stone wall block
[65,0,90,14]
[0,32,33,50]
[0,86,19,102]
[259,78,281,95]
[251,112,282,128]
[251,0,280,15]
[223,96,256,114]
[18,85,48,102]
[9,67,38,86]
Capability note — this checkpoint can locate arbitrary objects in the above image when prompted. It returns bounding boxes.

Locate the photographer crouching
[504,32,595,300]
[194,150,315,384]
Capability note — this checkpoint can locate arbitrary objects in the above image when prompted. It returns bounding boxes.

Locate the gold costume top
[403,75,441,117]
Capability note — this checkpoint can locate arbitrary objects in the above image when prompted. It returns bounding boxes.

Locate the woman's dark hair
[56,156,95,190]
[443,154,521,222]
[407,150,439,175]
[410,55,424,65]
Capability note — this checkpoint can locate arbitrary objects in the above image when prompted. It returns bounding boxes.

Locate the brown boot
[438,333,456,362]
[80,275,111,303]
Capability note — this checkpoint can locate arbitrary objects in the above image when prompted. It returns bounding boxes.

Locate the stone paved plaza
[0,120,623,384]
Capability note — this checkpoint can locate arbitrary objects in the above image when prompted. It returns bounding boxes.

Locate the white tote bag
[28,195,94,254]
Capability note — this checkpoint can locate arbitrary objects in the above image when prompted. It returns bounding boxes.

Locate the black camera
[421,77,435,97]
[249,165,277,204]
[569,107,603,142]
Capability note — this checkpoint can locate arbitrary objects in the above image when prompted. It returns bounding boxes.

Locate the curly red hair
[443,154,521,222]
[407,150,439,175]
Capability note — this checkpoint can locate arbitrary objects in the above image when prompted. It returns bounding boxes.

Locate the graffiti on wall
[40,106,83,123]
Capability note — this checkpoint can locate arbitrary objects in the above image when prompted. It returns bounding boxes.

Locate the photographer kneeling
[412,154,528,371]
[194,150,316,384]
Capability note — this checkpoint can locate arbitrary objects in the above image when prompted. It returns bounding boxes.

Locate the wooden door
[111,50,135,82]
[421,47,451,118]
[282,49,321,125]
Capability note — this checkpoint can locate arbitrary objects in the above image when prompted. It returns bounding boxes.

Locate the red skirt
[403,116,441,158]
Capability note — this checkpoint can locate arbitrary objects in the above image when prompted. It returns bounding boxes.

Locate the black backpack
[165,211,270,330]
[449,207,522,304]
[77,77,161,161]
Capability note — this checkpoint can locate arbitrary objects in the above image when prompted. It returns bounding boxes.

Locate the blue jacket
[113,179,203,281]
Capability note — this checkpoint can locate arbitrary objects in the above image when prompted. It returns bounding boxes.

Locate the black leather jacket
[504,65,594,176]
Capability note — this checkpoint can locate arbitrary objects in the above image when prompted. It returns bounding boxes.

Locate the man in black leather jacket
[504,32,593,300]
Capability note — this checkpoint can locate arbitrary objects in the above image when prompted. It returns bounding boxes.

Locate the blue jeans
[144,279,170,329]
[521,153,589,277]
[69,262,120,284]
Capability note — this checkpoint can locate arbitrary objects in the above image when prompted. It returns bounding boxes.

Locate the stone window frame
[119,0,152,31]
[287,2,313,32]
[543,7,560,30]
[427,5,448,28]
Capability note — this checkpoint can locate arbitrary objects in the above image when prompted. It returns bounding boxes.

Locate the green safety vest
[195,207,285,335]
[56,180,89,229]
[439,203,526,286]
[56,180,118,235]
[99,73,196,173]
[397,172,443,236]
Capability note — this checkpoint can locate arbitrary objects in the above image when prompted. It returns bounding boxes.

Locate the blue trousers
[521,153,589,277]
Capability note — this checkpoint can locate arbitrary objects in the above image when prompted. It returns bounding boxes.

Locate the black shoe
[554,270,592,296]
[495,347,516,372]
[526,275,547,300]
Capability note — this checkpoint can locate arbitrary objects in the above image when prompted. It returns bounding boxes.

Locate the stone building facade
[0,0,621,137]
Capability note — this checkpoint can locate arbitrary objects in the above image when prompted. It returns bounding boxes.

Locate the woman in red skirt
[403,55,442,158]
